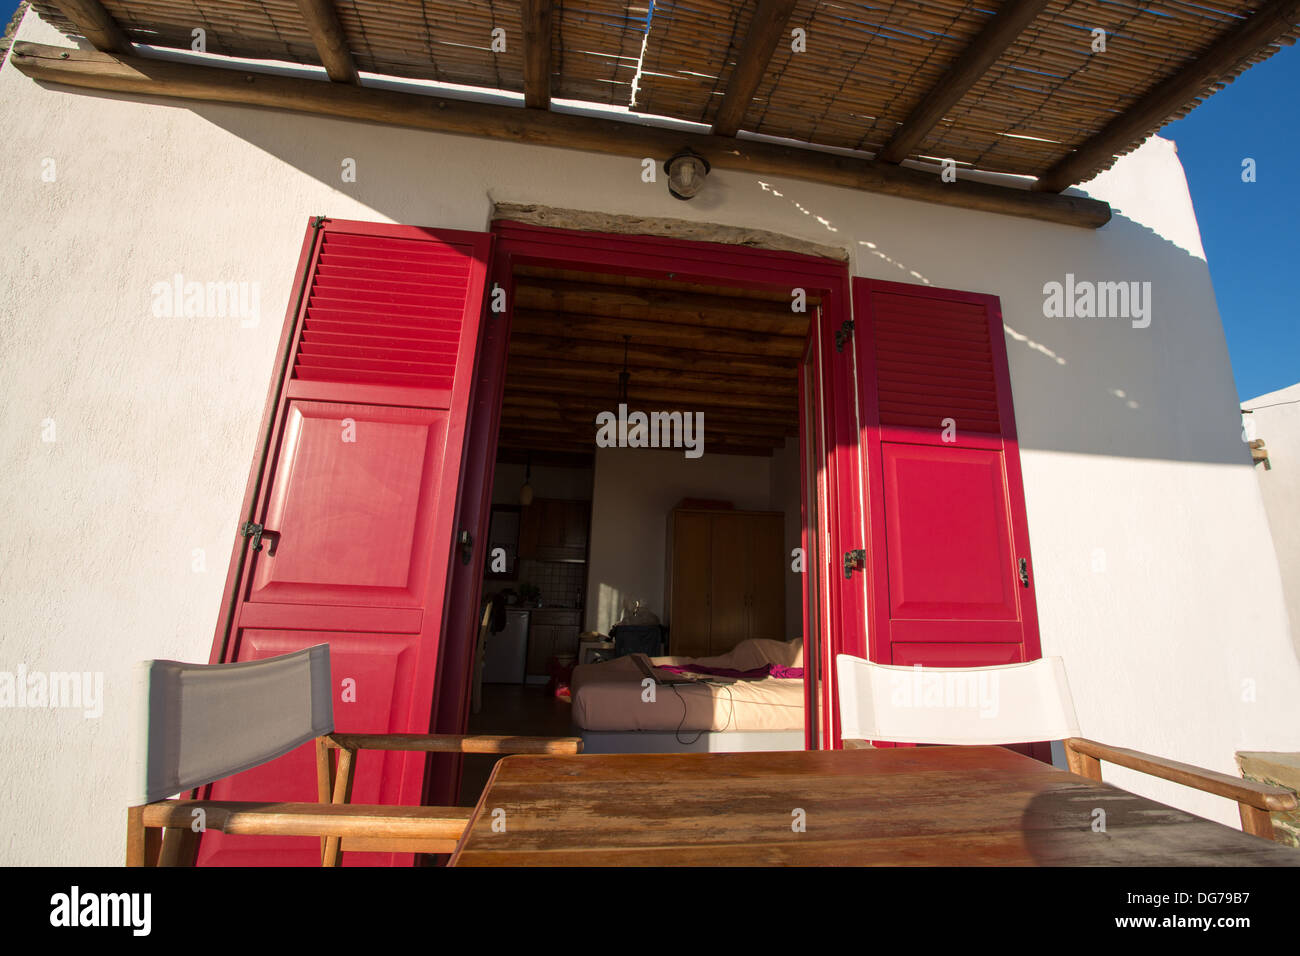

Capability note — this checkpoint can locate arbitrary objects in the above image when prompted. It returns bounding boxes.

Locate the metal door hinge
[843,549,866,579]
[240,521,265,553]
[1018,557,1030,587]
[835,320,854,352]
[459,530,473,565]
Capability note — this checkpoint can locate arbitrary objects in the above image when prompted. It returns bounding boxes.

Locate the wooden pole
[294,0,359,84]
[52,0,131,54]
[521,0,554,109]
[10,41,1112,228]
[1037,0,1300,191]
[876,0,1051,165]
[712,0,798,136]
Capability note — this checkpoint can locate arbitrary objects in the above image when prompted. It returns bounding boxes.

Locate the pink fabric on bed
[658,663,805,680]
[569,639,806,732]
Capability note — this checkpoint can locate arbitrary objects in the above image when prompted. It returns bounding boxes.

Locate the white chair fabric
[130,645,334,806]
[835,654,1081,745]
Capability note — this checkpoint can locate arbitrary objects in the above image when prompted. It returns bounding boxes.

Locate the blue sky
[4,1,1293,398]
[1160,43,1300,402]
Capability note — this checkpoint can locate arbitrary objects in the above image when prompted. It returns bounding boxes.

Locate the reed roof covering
[29,0,1300,187]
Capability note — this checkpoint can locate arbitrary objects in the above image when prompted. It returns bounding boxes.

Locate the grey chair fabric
[130,645,334,806]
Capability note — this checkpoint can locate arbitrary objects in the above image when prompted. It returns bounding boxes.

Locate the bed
[569,638,806,753]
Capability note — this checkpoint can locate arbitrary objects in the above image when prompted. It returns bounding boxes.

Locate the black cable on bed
[670,681,738,746]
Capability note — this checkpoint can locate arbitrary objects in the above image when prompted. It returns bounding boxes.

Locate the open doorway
[457,256,818,803]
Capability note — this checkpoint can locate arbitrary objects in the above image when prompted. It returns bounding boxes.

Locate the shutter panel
[852,277,1042,693]
[293,231,475,390]
[869,292,1002,434]
[202,219,492,865]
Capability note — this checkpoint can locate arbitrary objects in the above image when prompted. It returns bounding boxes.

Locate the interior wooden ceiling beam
[513,279,811,335]
[497,418,792,450]
[496,433,595,453]
[1036,0,1300,191]
[495,446,593,468]
[504,355,798,396]
[511,309,806,359]
[498,410,796,442]
[505,378,794,413]
[53,0,131,54]
[495,427,777,457]
[515,266,815,305]
[295,0,359,84]
[9,42,1112,228]
[500,398,797,434]
[876,0,1052,165]
[506,338,796,379]
[521,0,554,109]
[501,417,796,446]
[712,0,799,137]
[500,397,796,432]
[498,394,798,432]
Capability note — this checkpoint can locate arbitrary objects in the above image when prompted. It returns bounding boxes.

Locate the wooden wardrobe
[666,508,786,658]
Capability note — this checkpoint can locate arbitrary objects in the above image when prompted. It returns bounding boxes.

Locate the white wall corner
[1080,136,1208,262]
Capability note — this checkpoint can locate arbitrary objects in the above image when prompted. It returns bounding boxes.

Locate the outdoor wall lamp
[665,148,710,200]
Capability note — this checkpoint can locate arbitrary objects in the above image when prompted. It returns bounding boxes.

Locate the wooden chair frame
[1062,737,1295,841]
[127,732,581,866]
[841,736,1296,840]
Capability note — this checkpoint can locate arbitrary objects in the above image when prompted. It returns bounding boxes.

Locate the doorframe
[427,219,860,803]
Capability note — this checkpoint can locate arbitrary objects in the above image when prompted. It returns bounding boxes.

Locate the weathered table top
[448,745,1300,866]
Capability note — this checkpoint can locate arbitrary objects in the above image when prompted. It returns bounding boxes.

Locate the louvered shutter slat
[870,292,1003,434]
[291,231,473,389]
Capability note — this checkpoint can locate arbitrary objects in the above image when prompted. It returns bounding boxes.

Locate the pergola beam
[1037,0,1300,191]
[876,0,1051,165]
[521,0,554,109]
[53,0,131,54]
[712,0,798,136]
[10,41,1111,228]
[295,0,358,84]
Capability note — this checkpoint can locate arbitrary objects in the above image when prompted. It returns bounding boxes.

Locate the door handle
[241,521,265,552]
[843,549,866,579]
[240,522,280,555]
[1019,557,1030,588]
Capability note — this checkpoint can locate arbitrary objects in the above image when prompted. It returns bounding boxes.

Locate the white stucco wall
[1243,383,1300,655]
[2,10,1296,864]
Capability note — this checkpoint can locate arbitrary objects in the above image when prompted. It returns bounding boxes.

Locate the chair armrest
[141,800,471,840]
[324,732,583,755]
[841,738,875,750]
[1064,738,1297,812]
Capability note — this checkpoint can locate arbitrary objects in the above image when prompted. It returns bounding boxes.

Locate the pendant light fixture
[519,450,534,506]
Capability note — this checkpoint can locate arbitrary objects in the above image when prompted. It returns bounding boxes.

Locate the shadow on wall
[21,79,1257,471]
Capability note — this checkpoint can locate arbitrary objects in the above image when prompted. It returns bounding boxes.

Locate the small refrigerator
[483,608,529,684]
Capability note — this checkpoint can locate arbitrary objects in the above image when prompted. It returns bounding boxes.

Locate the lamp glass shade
[667,153,708,200]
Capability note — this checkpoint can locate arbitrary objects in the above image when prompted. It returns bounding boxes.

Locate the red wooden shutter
[201,219,492,866]
[871,292,1002,435]
[852,278,1042,673]
[294,231,471,390]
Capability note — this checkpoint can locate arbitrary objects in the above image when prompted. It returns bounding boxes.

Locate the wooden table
[448,745,1300,865]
